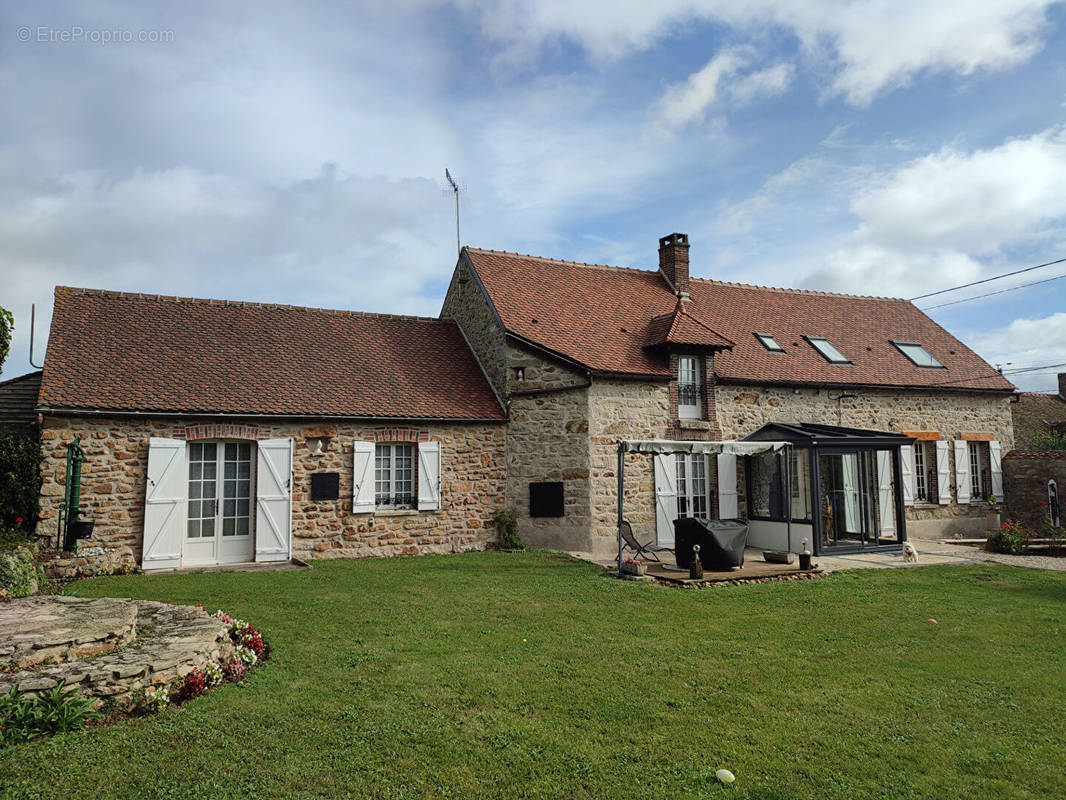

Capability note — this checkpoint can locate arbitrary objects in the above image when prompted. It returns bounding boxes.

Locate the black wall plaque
[529,481,564,517]
[310,472,340,501]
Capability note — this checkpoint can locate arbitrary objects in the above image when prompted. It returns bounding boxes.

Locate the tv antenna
[445,168,461,256]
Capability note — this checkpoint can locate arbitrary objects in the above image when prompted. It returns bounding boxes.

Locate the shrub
[0,429,41,536]
[1029,431,1066,451]
[495,509,523,550]
[0,546,41,597]
[988,520,1028,554]
[142,685,169,715]
[0,682,101,745]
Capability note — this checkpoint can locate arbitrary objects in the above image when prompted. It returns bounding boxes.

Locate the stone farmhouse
[441,234,1015,557]
[30,232,1015,572]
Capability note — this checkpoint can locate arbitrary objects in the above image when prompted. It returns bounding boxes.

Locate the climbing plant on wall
[0,306,12,373]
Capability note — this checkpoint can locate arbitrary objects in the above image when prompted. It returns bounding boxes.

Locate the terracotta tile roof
[39,287,506,420]
[465,247,1015,392]
[644,300,734,350]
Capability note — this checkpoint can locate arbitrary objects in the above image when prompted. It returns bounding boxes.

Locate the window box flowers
[620,557,646,576]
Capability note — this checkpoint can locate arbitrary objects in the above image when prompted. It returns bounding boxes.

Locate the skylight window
[805,336,850,364]
[892,341,944,368]
[755,333,785,352]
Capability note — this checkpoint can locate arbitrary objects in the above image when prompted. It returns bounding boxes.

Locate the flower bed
[135,608,269,719]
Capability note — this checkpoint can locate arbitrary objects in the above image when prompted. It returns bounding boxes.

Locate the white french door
[184,441,255,565]
[675,453,709,519]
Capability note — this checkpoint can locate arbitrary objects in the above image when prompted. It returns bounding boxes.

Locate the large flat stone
[1,597,232,705]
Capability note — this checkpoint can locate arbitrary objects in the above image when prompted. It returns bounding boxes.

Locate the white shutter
[352,441,375,513]
[654,453,678,546]
[255,438,293,562]
[935,441,951,505]
[717,452,738,519]
[876,450,894,538]
[143,437,186,570]
[900,445,915,506]
[989,440,1003,499]
[417,441,441,511]
[954,440,971,504]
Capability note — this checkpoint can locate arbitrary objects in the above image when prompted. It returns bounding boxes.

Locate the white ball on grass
[716,768,735,784]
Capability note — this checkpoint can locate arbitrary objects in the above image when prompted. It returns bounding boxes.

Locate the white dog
[902,541,919,563]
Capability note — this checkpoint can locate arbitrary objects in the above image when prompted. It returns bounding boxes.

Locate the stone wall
[440,257,509,397]
[716,382,1015,538]
[1003,450,1066,532]
[36,415,506,575]
[503,341,594,551]
[588,379,670,555]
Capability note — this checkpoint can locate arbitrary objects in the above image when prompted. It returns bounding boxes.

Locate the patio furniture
[673,517,749,570]
[619,520,674,563]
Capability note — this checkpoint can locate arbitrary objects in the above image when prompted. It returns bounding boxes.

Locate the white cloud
[798,126,1066,295]
[0,159,458,379]
[653,47,750,129]
[967,312,1066,392]
[729,62,794,105]
[653,48,794,130]
[851,127,1066,253]
[465,0,1060,104]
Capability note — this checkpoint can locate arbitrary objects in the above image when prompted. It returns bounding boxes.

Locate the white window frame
[968,441,985,500]
[677,355,701,419]
[675,453,709,519]
[375,443,415,508]
[913,442,928,502]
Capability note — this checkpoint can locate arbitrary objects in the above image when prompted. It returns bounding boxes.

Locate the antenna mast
[445,168,460,256]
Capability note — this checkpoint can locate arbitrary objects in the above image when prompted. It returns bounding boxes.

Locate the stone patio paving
[568,536,1066,575]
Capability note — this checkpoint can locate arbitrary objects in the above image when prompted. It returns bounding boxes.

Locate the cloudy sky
[1,0,1065,391]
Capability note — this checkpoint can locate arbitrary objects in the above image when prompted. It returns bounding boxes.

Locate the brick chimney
[658,233,690,298]
[1059,372,1066,400]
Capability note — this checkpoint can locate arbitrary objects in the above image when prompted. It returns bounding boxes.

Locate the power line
[899,360,1066,390]
[919,272,1066,310]
[909,256,1066,301]
[1003,361,1066,375]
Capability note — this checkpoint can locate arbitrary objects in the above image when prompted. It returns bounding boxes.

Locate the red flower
[15,517,23,525]
[178,668,207,700]
[1038,501,1048,506]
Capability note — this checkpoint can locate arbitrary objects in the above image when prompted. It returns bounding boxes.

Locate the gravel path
[914,538,1066,572]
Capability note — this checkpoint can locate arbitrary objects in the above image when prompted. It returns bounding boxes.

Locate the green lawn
[2,553,1065,799]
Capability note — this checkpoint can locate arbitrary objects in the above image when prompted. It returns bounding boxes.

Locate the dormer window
[892,341,944,368]
[755,333,785,352]
[805,336,850,364]
[677,355,701,419]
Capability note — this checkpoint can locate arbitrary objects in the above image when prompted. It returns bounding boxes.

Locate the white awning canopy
[619,439,790,456]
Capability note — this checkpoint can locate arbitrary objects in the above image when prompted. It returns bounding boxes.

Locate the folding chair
[619,520,674,563]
